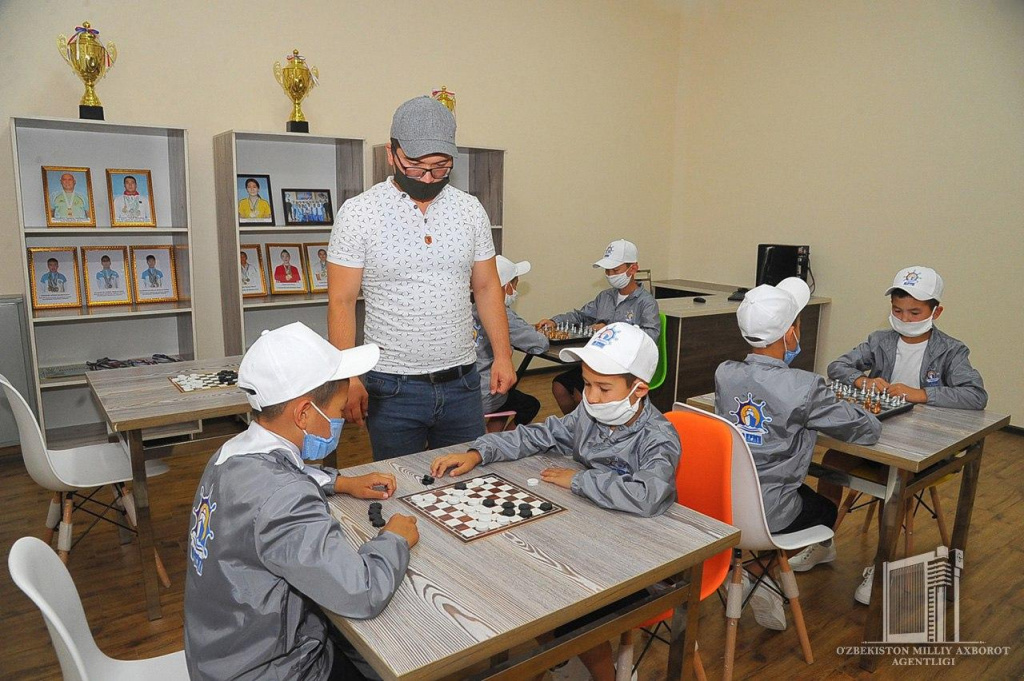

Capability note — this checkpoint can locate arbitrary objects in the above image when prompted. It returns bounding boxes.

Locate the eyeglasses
[394,153,452,180]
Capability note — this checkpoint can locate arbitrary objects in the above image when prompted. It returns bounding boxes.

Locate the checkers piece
[421,475,435,485]
[501,501,515,510]
[527,478,540,487]
[518,503,531,512]
[501,507,516,517]
[454,482,467,490]
[519,508,533,519]
[539,501,553,511]
[369,502,382,510]
[482,498,496,508]
[371,517,386,529]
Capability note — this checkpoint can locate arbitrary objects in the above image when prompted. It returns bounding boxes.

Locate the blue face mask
[300,402,344,461]
[783,330,802,365]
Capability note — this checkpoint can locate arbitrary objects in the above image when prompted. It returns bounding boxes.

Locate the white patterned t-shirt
[328,179,495,374]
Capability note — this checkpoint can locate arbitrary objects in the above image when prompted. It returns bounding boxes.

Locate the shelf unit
[372,144,505,254]
[10,116,198,441]
[213,130,365,354]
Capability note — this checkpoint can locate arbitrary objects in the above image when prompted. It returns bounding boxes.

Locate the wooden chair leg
[930,486,951,546]
[904,498,915,557]
[44,491,61,545]
[833,490,860,533]
[615,630,634,681]
[777,552,814,664]
[694,642,708,681]
[861,500,877,534]
[120,488,171,588]
[723,549,744,681]
[57,494,73,564]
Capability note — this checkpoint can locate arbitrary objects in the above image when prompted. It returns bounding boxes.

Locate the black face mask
[393,165,449,202]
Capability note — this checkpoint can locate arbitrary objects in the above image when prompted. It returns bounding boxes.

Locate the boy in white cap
[184,322,418,681]
[715,278,881,630]
[431,321,679,681]
[473,255,550,430]
[796,266,988,604]
[539,239,660,414]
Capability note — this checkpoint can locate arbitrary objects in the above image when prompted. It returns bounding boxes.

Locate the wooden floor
[2,371,1022,680]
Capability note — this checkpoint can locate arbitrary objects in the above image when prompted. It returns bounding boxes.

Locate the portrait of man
[82,246,132,306]
[40,258,67,293]
[28,247,81,309]
[96,255,120,289]
[142,254,164,288]
[239,245,267,297]
[130,245,178,303]
[108,169,156,227]
[305,243,330,292]
[43,166,95,227]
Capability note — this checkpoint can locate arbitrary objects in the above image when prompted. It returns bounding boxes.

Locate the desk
[685,393,1009,671]
[326,445,739,680]
[87,356,249,619]
[515,335,584,379]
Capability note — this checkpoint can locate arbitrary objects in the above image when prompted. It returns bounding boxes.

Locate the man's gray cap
[390,96,458,159]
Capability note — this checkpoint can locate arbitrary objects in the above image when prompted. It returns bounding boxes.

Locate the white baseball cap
[495,255,531,287]
[559,322,658,382]
[883,266,944,302]
[593,239,639,269]
[736,277,811,347]
[237,322,379,410]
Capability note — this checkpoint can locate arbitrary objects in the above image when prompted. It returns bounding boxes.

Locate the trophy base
[79,105,105,121]
[287,121,309,133]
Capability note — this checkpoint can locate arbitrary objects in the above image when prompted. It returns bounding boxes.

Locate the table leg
[667,565,703,681]
[948,441,983,602]
[860,467,907,671]
[127,429,162,620]
[515,354,534,380]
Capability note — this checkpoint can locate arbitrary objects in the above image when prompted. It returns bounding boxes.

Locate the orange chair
[625,409,734,680]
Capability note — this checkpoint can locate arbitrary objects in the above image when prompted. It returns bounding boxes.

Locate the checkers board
[169,371,238,393]
[398,474,565,542]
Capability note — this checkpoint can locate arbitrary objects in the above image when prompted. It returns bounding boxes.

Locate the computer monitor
[756,244,810,286]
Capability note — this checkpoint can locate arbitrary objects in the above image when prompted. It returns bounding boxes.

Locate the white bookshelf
[10,116,198,442]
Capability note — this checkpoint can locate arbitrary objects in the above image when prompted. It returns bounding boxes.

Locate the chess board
[398,474,565,542]
[832,387,914,421]
[169,371,238,393]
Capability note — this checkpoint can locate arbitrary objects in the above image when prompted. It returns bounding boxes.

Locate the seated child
[538,239,660,415]
[795,266,988,605]
[431,322,679,681]
[715,278,881,630]
[473,255,550,431]
[184,322,419,681]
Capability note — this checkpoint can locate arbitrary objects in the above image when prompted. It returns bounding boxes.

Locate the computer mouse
[693,297,707,303]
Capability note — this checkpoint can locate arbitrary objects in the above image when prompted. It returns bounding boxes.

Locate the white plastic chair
[674,402,831,679]
[8,536,188,681]
[0,373,169,584]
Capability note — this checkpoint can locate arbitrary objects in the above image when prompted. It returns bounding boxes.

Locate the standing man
[327,96,515,460]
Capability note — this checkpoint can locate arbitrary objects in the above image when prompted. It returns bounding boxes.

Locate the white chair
[0,373,169,585]
[8,536,188,681]
[673,403,831,679]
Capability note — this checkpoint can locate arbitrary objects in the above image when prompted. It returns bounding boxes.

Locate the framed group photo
[266,243,306,294]
[129,245,179,303]
[239,244,267,297]
[27,246,81,309]
[237,174,274,226]
[304,243,330,293]
[42,166,96,228]
[282,189,334,226]
[106,169,157,227]
[82,246,133,306]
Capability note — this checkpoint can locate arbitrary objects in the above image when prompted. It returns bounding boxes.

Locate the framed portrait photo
[82,246,133,306]
[282,189,334,226]
[266,243,306,294]
[129,245,179,303]
[304,243,330,293]
[239,244,268,297]
[237,174,274,226]
[27,247,81,310]
[106,169,157,227]
[42,166,96,227]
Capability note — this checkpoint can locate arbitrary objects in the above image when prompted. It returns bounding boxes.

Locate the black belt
[405,363,475,384]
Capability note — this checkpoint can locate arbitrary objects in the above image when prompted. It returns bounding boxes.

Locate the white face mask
[583,383,642,426]
[504,287,518,307]
[889,312,933,338]
[607,272,632,290]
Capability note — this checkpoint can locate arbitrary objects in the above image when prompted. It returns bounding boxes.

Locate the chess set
[398,474,565,542]
[542,322,596,342]
[830,380,914,420]
[169,370,239,393]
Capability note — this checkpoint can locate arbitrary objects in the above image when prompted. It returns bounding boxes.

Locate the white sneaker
[789,542,836,572]
[742,572,787,630]
[855,566,875,605]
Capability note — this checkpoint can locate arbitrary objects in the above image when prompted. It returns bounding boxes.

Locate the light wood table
[87,356,249,619]
[685,393,1009,671]
[326,446,739,681]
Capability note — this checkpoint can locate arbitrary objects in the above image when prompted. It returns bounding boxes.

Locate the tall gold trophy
[274,50,319,133]
[432,86,456,114]
[57,22,117,120]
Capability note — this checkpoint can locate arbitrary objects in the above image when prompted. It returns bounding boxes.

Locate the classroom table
[87,356,248,620]
[515,334,585,379]
[325,445,739,680]
[684,393,1009,671]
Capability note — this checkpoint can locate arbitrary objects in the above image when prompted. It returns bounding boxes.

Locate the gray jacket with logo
[473,303,550,412]
[827,327,988,410]
[552,284,661,340]
[715,354,882,532]
[468,401,680,517]
[184,426,409,681]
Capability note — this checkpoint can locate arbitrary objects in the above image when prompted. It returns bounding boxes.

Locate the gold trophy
[57,22,117,120]
[273,49,319,133]
[432,86,456,114]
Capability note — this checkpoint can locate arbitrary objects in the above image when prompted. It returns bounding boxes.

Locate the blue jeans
[363,367,486,461]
